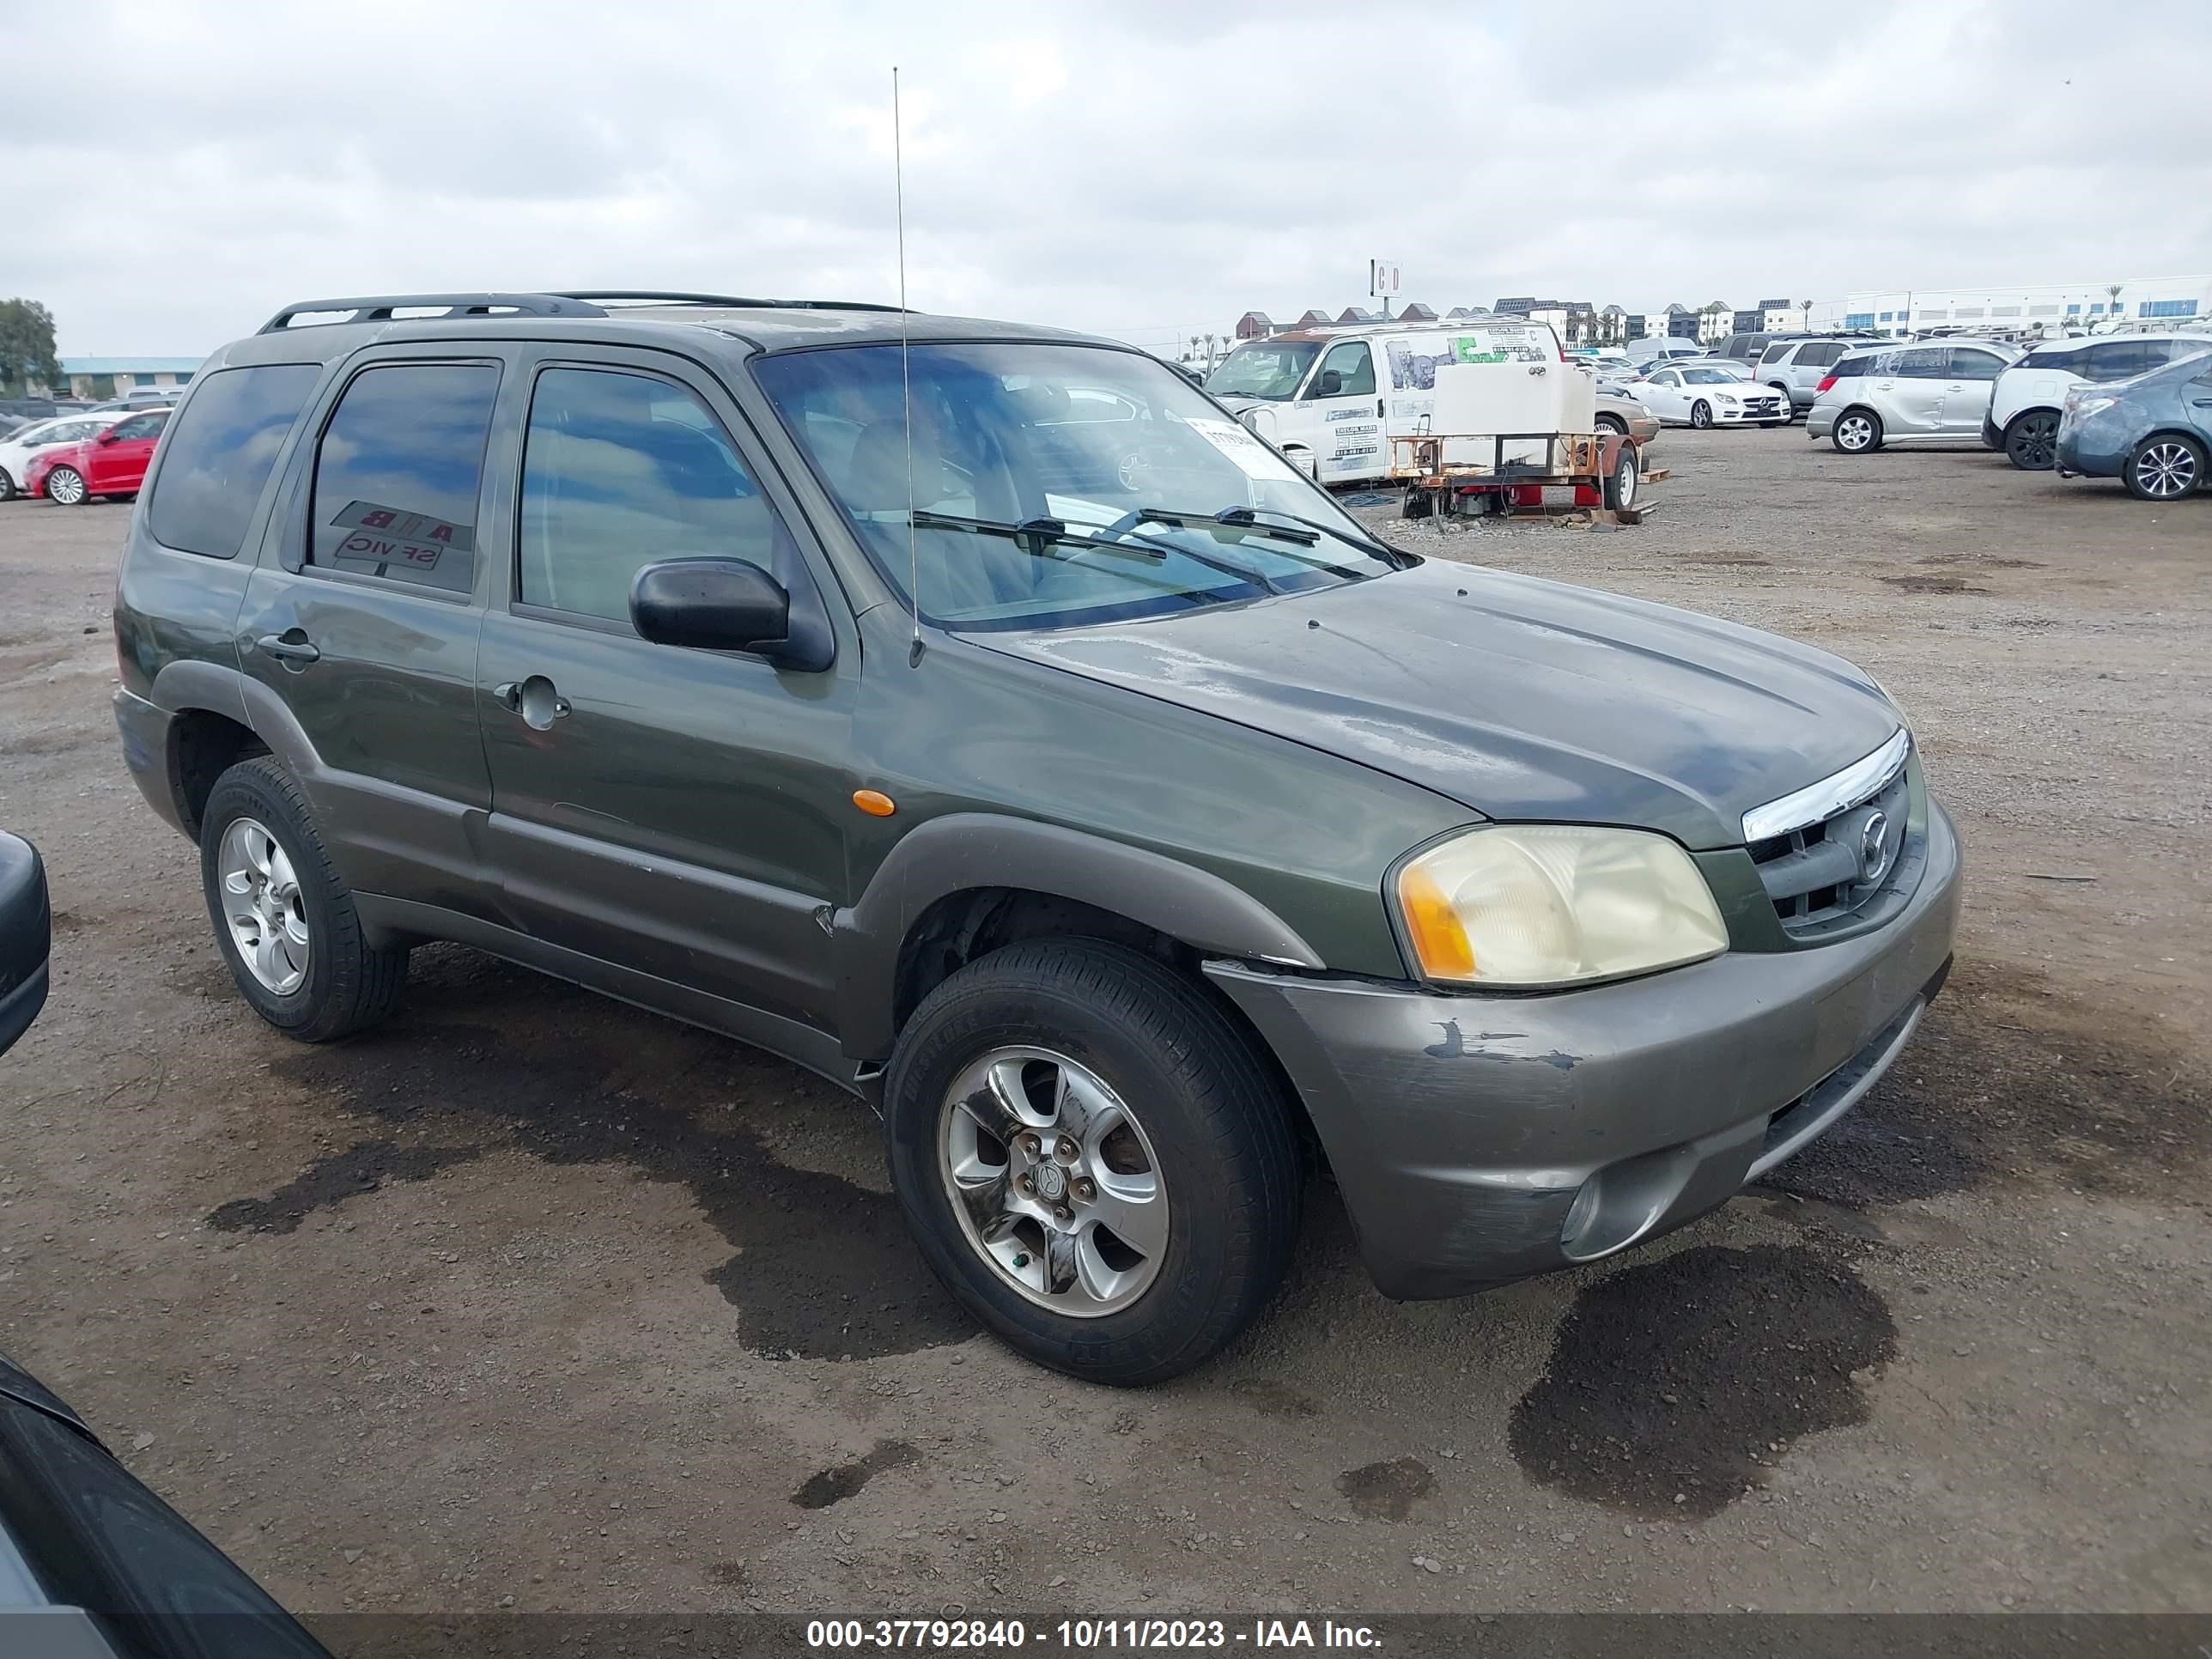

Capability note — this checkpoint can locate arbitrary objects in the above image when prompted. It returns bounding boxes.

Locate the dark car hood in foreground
[981,560,1901,849]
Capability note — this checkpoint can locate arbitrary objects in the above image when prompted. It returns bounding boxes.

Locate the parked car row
[1806,332,2212,501]
[0,405,173,502]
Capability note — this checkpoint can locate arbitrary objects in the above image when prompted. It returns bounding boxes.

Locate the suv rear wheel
[2004,410,2059,471]
[884,939,1301,1385]
[199,757,408,1041]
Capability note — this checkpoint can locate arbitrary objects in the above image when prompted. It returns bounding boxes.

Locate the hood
[977,561,1901,849]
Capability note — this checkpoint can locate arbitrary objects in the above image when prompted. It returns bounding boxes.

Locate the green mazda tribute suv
[112,291,1960,1383]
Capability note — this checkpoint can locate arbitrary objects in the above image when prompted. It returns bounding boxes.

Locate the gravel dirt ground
[1,425,2207,1620]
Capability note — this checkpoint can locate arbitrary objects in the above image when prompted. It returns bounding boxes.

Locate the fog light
[1559,1176,1601,1249]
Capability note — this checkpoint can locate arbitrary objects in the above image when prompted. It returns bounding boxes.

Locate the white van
[1204,319,1573,486]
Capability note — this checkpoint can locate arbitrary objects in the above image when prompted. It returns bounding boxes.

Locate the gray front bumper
[1206,803,1962,1299]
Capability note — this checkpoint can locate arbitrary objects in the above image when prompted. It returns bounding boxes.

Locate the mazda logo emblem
[1858,811,1892,884]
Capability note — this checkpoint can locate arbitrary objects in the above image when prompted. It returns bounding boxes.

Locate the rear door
[474,346,860,1030]
[83,409,169,493]
[236,349,518,920]
[1880,346,1949,434]
[1941,347,2009,433]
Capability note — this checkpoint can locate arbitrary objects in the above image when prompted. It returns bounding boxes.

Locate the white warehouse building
[1808,275,2209,338]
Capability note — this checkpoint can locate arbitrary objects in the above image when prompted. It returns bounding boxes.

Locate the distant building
[1809,274,2211,339]
[1293,308,1331,329]
[28,356,204,400]
[1233,312,1274,340]
[1335,307,1379,325]
[1395,301,1437,322]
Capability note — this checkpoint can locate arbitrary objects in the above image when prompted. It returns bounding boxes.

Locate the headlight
[1395,825,1728,989]
[1716,394,1740,405]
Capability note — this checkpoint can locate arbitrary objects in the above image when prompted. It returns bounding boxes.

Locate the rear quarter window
[146,364,322,559]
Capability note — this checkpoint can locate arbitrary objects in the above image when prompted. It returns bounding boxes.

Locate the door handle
[256,633,320,665]
[494,677,570,729]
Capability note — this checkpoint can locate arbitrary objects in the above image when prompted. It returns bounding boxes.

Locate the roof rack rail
[552,289,908,313]
[258,293,608,333]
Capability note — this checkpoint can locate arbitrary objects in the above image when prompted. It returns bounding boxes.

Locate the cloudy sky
[9,0,2209,358]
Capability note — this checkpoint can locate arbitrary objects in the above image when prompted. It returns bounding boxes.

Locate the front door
[1304,339,1384,483]
[235,352,514,919]
[83,409,170,495]
[475,350,859,1031]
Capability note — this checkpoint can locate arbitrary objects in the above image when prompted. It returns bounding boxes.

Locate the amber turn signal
[852,789,896,817]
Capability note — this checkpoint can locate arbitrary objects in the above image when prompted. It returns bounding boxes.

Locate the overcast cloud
[8,0,2209,357]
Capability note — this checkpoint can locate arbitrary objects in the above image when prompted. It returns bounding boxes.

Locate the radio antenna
[894,65,923,668]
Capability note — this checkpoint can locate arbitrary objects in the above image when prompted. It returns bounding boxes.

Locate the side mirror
[97,430,120,446]
[1311,368,1343,398]
[631,557,806,660]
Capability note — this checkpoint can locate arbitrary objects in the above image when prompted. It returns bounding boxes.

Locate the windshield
[754,341,1398,631]
[1204,339,1322,401]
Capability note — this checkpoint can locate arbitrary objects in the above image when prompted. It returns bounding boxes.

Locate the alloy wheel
[1690,401,1712,428]
[217,817,311,994]
[2007,412,2058,471]
[938,1046,1168,1317]
[2133,441,2198,498]
[46,466,85,505]
[1838,415,1875,453]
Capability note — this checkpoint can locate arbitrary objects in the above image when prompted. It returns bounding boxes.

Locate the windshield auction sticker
[1183,417,1285,478]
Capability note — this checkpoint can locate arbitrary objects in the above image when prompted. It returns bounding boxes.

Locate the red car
[29,406,172,504]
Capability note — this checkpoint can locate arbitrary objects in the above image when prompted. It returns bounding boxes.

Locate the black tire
[1594,413,1627,437]
[1688,400,1713,429]
[1832,408,1883,453]
[1601,442,1639,511]
[2004,410,2059,471]
[884,939,1302,1386]
[0,469,16,501]
[198,756,408,1042]
[2124,433,2204,501]
[44,465,87,506]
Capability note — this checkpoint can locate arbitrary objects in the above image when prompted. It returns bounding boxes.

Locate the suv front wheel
[199,757,409,1041]
[884,939,1302,1385]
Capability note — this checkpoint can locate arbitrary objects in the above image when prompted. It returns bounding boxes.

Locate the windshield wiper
[905,509,1293,595]
[1128,505,1406,570]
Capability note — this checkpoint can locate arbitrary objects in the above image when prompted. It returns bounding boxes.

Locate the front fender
[831,811,1324,1060]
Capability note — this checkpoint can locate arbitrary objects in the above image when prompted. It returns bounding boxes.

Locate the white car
[1985,332,2212,471]
[1625,363,1787,428]
[0,412,126,500]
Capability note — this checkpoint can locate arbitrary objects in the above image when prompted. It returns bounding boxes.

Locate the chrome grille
[1743,732,1920,935]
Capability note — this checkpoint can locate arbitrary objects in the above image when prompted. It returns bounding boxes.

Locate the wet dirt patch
[791,1439,921,1510]
[1335,1456,1436,1522]
[213,951,971,1362]
[1682,552,1771,567]
[1880,574,1988,595]
[1758,958,2209,1209]
[0,726,88,757]
[207,1140,486,1234]
[1510,1244,1896,1518]
[1917,552,2044,570]
[1230,1380,1322,1420]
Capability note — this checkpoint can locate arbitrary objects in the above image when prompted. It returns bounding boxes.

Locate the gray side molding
[147,658,252,725]
[832,812,1322,1060]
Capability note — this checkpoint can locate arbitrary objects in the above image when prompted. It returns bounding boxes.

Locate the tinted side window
[1892,348,1948,379]
[310,363,498,595]
[2021,345,2084,372]
[1832,354,1881,380]
[2083,341,2148,382]
[146,364,320,559]
[1802,342,1844,368]
[1758,343,1793,366]
[519,367,781,624]
[2140,340,2180,369]
[108,411,170,441]
[1948,349,2005,381]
